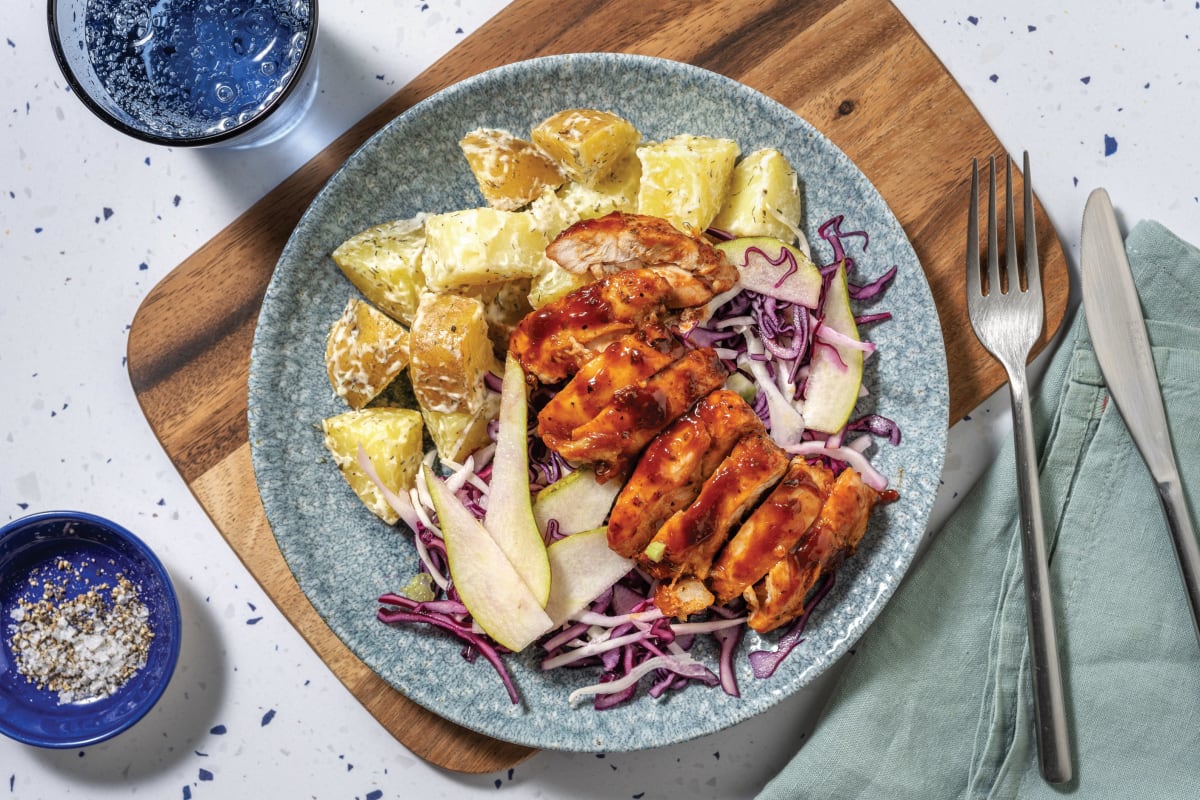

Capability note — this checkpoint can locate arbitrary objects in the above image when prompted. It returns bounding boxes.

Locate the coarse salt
[6,560,154,705]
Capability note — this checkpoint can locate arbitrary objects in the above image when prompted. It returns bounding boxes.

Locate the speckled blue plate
[248,53,948,752]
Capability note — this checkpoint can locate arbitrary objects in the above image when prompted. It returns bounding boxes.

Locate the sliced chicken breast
[549,347,728,483]
[640,430,789,582]
[606,390,762,558]
[708,457,835,605]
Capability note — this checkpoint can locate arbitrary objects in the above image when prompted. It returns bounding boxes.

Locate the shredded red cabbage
[849,264,898,301]
[378,592,520,704]
[846,413,902,446]
[747,573,835,679]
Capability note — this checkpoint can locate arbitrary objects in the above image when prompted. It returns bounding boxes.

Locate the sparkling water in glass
[49,0,319,149]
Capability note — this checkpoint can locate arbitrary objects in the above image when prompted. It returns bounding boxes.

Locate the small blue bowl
[0,511,181,748]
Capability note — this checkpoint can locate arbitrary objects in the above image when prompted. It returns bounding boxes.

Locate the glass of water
[48,0,319,149]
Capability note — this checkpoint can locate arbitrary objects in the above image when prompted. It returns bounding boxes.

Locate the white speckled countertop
[2,1,1197,797]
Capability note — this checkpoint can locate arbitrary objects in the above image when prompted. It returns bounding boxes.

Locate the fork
[967,153,1072,785]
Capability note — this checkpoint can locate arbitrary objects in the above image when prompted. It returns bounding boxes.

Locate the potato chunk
[325,298,410,410]
[422,208,550,291]
[460,128,565,211]
[483,279,535,358]
[409,292,498,414]
[527,186,580,239]
[710,148,803,243]
[557,154,641,220]
[531,109,641,187]
[322,408,423,524]
[637,135,740,234]
[527,262,591,309]
[331,216,427,326]
[422,389,500,463]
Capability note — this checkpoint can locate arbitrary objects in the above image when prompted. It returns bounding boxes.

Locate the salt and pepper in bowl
[0,511,181,748]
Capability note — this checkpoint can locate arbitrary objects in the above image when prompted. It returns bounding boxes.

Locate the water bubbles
[84,0,313,138]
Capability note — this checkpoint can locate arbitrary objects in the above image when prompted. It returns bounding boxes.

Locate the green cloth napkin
[759,220,1200,799]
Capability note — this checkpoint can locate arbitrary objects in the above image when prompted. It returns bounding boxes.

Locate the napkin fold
[759,220,1200,799]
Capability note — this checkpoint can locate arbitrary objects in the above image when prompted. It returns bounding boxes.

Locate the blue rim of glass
[0,510,182,748]
[46,0,320,148]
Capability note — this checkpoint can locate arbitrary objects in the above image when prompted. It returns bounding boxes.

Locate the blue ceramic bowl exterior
[0,511,182,748]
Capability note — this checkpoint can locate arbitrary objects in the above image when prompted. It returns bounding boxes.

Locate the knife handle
[1009,369,1073,785]
[1155,475,1200,646]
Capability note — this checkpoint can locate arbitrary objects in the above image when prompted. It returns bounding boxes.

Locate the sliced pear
[802,263,864,434]
[424,465,553,652]
[532,469,622,537]
[544,527,634,628]
[716,237,823,308]
[483,354,552,606]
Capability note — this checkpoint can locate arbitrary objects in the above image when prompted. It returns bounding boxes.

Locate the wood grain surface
[126,0,1070,775]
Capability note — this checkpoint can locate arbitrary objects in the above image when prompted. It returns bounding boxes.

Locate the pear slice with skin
[532,469,621,538]
[544,527,634,628]
[484,353,553,606]
[424,464,553,652]
[716,237,823,309]
[802,262,864,434]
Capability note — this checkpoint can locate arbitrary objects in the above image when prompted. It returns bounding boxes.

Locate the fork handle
[1008,365,1073,785]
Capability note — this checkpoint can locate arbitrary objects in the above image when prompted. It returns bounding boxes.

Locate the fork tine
[1005,156,1019,292]
[967,158,980,298]
[1023,150,1041,290]
[987,156,1001,297]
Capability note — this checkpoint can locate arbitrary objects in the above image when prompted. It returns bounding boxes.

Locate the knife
[1081,188,1200,646]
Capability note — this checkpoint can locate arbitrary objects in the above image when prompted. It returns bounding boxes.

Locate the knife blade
[1081,188,1200,646]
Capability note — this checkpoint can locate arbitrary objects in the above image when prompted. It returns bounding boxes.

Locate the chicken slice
[641,430,789,584]
[546,212,738,307]
[653,577,714,620]
[606,390,762,558]
[537,334,683,446]
[509,267,673,384]
[746,468,880,633]
[549,347,728,483]
[708,458,835,605]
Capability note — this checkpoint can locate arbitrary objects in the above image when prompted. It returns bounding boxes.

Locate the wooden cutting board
[126,0,1069,775]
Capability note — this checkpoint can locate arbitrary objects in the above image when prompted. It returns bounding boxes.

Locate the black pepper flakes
[6,561,154,704]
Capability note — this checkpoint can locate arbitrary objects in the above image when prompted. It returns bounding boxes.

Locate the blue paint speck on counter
[210,724,227,735]
[366,791,383,800]
[198,768,213,782]
[1081,76,1091,84]
[261,709,276,726]
[1104,134,1118,155]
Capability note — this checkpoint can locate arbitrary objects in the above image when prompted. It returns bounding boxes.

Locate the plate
[248,53,948,752]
